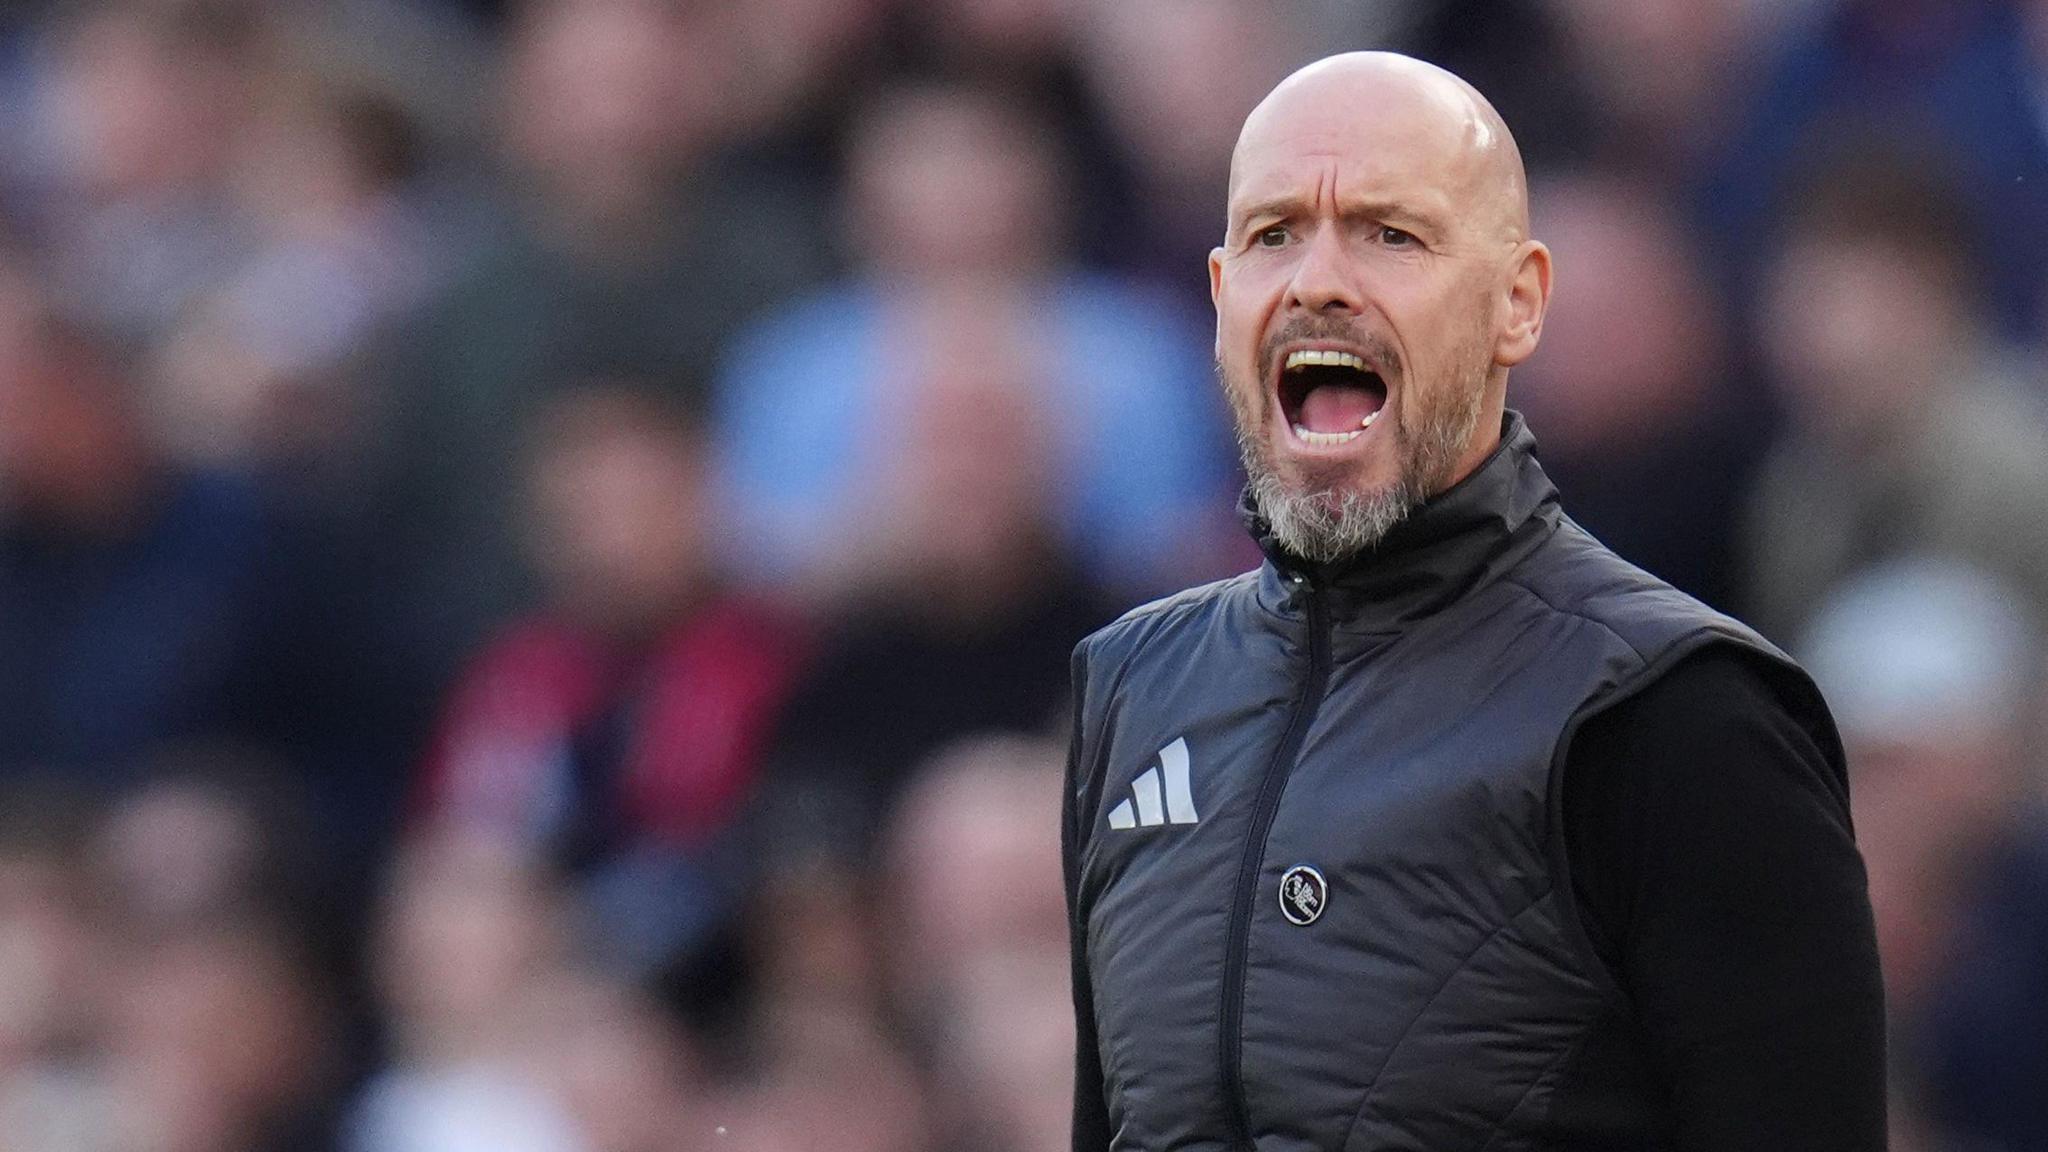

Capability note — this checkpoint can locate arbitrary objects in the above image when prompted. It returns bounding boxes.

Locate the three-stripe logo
[1107,737,1197,829]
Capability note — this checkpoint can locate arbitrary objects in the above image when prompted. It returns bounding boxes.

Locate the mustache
[1258,318,1402,380]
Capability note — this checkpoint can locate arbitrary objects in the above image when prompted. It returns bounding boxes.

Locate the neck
[1251,411,1560,629]
[1440,405,1505,496]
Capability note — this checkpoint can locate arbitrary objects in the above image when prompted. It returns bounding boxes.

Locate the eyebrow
[1230,195,1442,237]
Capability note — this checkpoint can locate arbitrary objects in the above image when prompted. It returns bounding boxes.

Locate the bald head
[1229,52,1528,244]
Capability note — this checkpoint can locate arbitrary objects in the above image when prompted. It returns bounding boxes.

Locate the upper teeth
[1285,349,1369,372]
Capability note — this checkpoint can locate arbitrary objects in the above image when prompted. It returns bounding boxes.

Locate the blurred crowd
[0,0,2043,1149]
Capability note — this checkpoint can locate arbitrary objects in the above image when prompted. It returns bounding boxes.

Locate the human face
[1210,68,1539,559]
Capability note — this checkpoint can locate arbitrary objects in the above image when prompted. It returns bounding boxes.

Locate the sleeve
[1562,644,1887,1150]
[1064,645,1114,1152]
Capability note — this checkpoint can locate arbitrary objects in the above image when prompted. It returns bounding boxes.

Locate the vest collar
[1249,411,1562,632]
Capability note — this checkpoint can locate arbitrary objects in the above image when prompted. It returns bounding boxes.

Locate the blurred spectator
[420,383,804,988]
[0,299,277,780]
[0,781,109,1151]
[907,0,1076,67]
[739,870,885,1077]
[893,0,1137,266]
[1741,145,2048,641]
[371,0,829,712]
[93,760,333,939]
[704,0,889,217]
[356,958,700,1152]
[1539,0,1766,175]
[1699,0,2048,342]
[880,736,1068,991]
[1516,172,1759,608]
[352,1067,586,1152]
[1801,557,2048,1151]
[31,0,269,345]
[149,69,444,478]
[879,736,1070,1152]
[102,922,341,1152]
[922,952,1073,1152]
[517,969,700,1152]
[350,828,586,1152]
[715,76,1233,599]
[0,771,352,1152]
[714,1006,933,1152]
[754,342,1114,860]
[1076,0,1303,302]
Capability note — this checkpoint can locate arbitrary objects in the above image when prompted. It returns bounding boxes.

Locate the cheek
[1393,283,1494,391]
[1215,262,1287,356]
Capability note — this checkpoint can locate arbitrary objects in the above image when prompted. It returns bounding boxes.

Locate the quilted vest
[1068,413,1830,1150]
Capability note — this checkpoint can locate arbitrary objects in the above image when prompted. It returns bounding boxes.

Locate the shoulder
[1510,518,1786,670]
[1595,643,1821,743]
[435,617,601,734]
[466,617,592,674]
[1572,640,1848,812]
[1500,520,1845,780]
[716,283,878,381]
[1067,570,1267,767]
[1074,569,1264,676]
[665,596,809,674]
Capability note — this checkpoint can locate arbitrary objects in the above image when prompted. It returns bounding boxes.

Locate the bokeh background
[0,0,2043,1149]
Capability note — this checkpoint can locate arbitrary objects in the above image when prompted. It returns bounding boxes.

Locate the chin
[1249,465,1418,562]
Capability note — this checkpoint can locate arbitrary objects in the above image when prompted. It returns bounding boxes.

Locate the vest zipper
[1220,576,1332,1150]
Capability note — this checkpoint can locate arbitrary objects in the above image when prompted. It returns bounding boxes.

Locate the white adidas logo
[1107,738,1197,829]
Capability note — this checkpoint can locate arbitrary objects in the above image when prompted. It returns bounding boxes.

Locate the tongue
[1299,383,1384,433]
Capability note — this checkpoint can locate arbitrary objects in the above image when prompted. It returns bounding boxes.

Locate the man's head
[1211,52,1550,562]
[846,81,1062,281]
[523,381,711,640]
[1760,140,1982,444]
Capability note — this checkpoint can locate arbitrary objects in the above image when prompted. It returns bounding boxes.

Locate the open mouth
[1277,348,1388,447]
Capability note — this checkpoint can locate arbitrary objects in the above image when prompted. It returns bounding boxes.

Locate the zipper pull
[1285,569,1319,613]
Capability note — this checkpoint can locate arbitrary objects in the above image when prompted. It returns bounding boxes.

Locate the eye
[1255,225,1290,248]
[1379,226,1416,248]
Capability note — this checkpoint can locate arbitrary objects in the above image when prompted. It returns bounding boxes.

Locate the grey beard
[1237,373,1488,565]
[1246,466,1418,563]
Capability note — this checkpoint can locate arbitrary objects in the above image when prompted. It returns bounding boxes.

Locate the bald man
[1061,53,1885,1150]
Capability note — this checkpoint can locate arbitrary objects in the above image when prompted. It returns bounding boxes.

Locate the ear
[1494,240,1551,367]
[1209,245,1227,361]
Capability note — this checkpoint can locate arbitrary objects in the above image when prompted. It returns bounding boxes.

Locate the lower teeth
[1291,409,1380,446]
[1293,425,1364,446]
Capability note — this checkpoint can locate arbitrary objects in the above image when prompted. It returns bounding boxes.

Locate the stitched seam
[1337,891,1553,1150]
[1103,570,1259,632]
[1475,1017,1597,1152]
[1497,575,1654,667]
[1537,629,1756,1008]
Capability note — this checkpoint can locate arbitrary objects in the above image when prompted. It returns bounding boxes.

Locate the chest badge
[1279,864,1327,926]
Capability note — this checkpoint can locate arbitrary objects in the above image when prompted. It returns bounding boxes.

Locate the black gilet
[1064,412,1842,1150]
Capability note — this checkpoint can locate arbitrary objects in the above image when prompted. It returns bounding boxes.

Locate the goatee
[1239,433,1422,565]
[1233,369,1486,565]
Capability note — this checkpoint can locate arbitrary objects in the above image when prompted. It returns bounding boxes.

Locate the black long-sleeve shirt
[1070,645,1887,1149]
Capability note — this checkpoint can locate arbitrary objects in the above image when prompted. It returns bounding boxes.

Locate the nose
[1285,224,1365,316]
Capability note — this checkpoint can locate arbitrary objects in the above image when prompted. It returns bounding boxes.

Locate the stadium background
[0,0,2042,1148]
